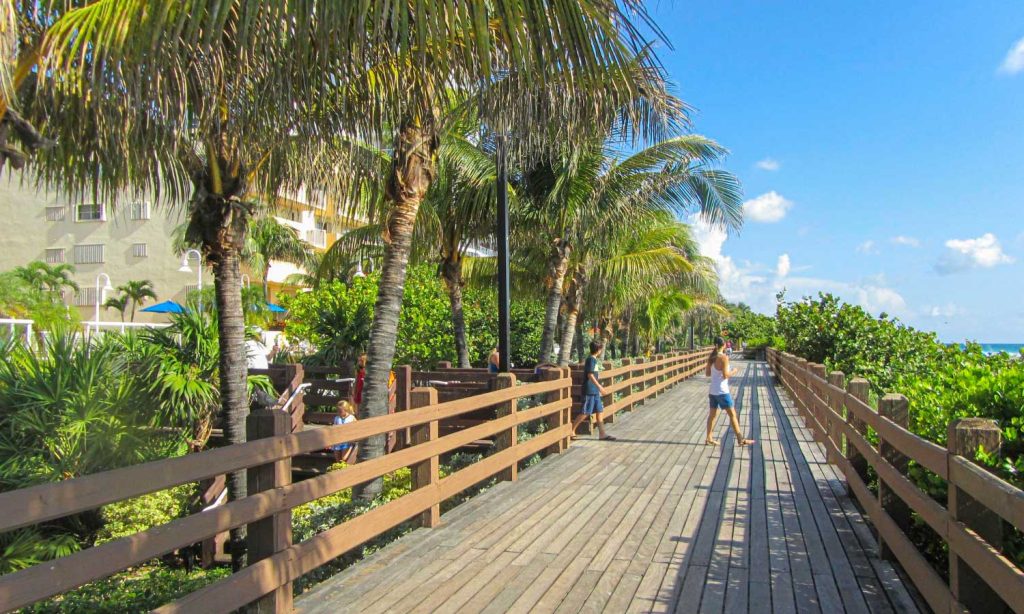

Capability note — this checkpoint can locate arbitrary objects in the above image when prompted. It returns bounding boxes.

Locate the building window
[73,244,105,264]
[131,243,148,258]
[45,206,67,222]
[129,201,151,220]
[45,248,66,264]
[74,287,98,307]
[75,203,105,222]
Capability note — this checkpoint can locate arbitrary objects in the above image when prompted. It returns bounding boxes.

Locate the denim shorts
[581,394,604,415]
[708,393,734,410]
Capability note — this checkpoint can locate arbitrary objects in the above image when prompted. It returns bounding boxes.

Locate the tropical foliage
[282,266,546,370]
[775,293,1024,479]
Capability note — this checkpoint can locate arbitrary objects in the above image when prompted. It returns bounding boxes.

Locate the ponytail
[707,346,719,368]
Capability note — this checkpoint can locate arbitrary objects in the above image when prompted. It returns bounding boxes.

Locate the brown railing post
[245,409,293,614]
[826,371,845,464]
[948,418,1003,613]
[540,367,566,454]
[845,378,870,495]
[808,363,827,442]
[655,354,665,397]
[393,365,413,451]
[877,393,911,562]
[601,360,615,423]
[635,358,647,406]
[794,358,810,425]
[561,367,573,448]
[410,387,440,528]
[435,361,452,370]
[494,373,518,481]
[620,358,633,412]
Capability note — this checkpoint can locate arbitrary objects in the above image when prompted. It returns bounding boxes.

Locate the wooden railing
[768,348,1024,614]
[0,348,711,613]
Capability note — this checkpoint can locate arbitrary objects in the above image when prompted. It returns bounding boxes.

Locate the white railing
[83,321,172,336]
[0,318,34,345]
[305,228,327,248]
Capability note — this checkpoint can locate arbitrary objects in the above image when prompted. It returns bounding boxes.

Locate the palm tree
[244,215,316,303]
[13,262,78,299]
[318,122,499,368]
[117,279,156,322]
[557,214,705,365]
[29,1,678,506]
[103,295,128,322]
[514,135,743,364]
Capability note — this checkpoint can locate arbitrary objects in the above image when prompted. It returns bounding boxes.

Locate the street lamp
[178,249,202,311]
[353,260,366,278]
[93,273,114,333]
[495,134,510,372]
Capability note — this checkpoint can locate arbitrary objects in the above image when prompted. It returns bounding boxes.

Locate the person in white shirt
[704,336,755,447]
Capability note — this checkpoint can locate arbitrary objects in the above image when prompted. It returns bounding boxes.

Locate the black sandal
[600,435,617,441]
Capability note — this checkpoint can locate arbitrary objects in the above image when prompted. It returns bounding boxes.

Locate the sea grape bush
[775,293,1024,485]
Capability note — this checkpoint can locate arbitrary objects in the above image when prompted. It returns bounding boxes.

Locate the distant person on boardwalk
[571,341,616,441]
[332,400,358,463]
[705,336,755,447]
[488,348,500,373]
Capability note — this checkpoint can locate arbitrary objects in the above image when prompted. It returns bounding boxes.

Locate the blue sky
[650,1,1024,342]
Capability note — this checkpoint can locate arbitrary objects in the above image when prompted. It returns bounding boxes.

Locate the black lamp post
[496,135,511,372]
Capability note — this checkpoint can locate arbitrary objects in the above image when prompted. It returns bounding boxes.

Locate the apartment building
[0,175,361,324]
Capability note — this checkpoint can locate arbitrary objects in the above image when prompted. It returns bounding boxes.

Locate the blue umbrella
[140,300,186,314]
[266,302,287,313]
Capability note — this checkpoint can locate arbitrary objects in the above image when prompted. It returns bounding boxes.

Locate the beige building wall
[0,174,200,324]
[1,175,367,323]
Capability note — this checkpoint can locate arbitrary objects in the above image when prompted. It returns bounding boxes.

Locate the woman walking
[705,336,755,447]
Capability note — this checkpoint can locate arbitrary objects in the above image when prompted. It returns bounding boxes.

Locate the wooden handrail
[0,348,712,612]
[768,348,1024,613]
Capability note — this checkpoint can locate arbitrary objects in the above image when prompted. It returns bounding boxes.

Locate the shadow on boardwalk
[295,361,920,614]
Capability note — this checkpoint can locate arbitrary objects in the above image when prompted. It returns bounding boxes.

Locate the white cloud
[755,158,781,171]
[925,304,962,319]
[692,220,772,312]
[781,275,908,317]
[776,253,791,278]
[856,240,878,255]
[742,191,793,223]
[998,37,1024,75]
[890,235,921,248]
[936,233,1015,274]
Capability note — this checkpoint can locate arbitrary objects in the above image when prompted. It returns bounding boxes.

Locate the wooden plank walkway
[295,360,920,613]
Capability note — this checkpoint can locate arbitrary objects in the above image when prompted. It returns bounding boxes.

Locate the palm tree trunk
[189,178,251,570]
[129,300,136,322]
[356,115,438,501]
[263,263,271,303]
[441,255,471,368]
[557,277,584,366]
[538,242,571,364]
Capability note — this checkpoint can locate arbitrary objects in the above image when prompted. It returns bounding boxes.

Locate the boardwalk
[296,361,920,613]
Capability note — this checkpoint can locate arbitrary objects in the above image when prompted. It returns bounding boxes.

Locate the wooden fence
[768,348,1024,614]
[0,348,711,613]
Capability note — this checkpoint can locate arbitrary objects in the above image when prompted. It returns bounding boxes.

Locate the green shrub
[95,484,197,545]
[282,266,546,369]
[23,565,230,613]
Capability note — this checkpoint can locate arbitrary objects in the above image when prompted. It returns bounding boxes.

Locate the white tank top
[709,363,729,395]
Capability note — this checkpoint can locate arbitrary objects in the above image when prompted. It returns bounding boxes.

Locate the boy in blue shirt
[571,341,616,441]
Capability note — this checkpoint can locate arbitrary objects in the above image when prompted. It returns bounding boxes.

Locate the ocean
[960,343,1024,356]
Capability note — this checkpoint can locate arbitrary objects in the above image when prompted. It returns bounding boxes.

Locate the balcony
[305,229,327,249]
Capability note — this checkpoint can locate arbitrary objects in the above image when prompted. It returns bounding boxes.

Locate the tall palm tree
[557,214,705,365]
[244,215,316,302]
[318,122,499,368]
[102,295,128,322]
[514,135,743,364]
[29,1,677,506]
[116,279,156,322]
